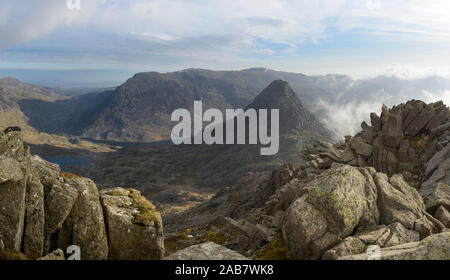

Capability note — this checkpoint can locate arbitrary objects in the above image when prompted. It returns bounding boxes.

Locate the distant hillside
[0,78,114,152]
[16,68,450,142]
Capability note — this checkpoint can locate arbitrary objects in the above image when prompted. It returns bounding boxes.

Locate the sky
[1,0,450,79]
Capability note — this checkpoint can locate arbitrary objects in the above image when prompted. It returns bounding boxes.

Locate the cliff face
[0,129,164,260]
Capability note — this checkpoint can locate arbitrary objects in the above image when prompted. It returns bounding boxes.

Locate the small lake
[44,156,91,171]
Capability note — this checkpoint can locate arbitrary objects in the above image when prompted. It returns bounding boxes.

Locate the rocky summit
[165,99,449,260]
[0,129,164,260]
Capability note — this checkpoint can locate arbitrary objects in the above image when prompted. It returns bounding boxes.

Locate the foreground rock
[339,231,450,260]
[37,249,65,260]
[0,129,164,260]
[165,242,249,260]
[100,188,164,260]
[282,165,443,259]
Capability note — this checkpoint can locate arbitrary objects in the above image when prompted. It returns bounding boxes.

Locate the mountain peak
[246,80,298,110]
[247,80,334,138]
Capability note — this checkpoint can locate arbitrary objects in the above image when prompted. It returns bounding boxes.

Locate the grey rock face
[165,242,249,260]
[69,178,108,260]
[24,173,45,259]
[100,188,164,260]
[0,130,165,260]
[0,158,26,252]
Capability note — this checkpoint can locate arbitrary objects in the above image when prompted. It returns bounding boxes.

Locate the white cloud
[3,0,450,49]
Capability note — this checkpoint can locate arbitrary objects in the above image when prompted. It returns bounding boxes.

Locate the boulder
[282,165,379,259]
[405,105,435,136]
[339,231,450,260]
[434,206,450,228]
[69,178,108,260]
[382,105,403,148]
[375,173,443,237]
[100,188,164,260]
[165,242,249,260]
[23,172,45,259]
[350,138,373,157]
[321,236,366,260]
[37,249,65,260]
[424,183,450,211]
[0,131,24,161]
[0,157,26,252]
[43,181,78,253]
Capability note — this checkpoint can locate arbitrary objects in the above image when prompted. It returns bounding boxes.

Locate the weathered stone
[339,231,450,260]
[350,138,373,157]
[431,122,450,135]
[424,183,450,211]
[0,157,25,252]
[424,145,450,178]
[382,106,403,148]
[100,187,164,260]
[426,106,449,130]
[30,155,61,192]
[43,182,78,253]
[370,113,382,130]
[374,173,442,237]
[403,101,425,131]
[165,242,249,260]
[341,143,357,163]
[434,206,450,228]
[70,178,108,260]
[322,236,366,260]
[282,166,379,259]
[405,105,435,136]
[0,131,24,161]
[37,249,65,260]
[384,222,420,247]
[24,172,45,259]
[0,156,23,183]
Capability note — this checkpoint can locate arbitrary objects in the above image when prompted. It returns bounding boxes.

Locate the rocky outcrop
[165,242,249,260]
[281,165,443,259]
[339,231,450,260]
[0,130,164,260]
[100,188,164,260]
[201,100,449,260]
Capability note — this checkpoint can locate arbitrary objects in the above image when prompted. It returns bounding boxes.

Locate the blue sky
[1,0,450,79]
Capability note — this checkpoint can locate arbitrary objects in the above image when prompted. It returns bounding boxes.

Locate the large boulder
[0,157,26,252]
[165,242,249,260]
[375,173,441,235]
[282,165,379,259]
[100,188,164,260]
[69,178,108,260]
[43,181,78,254]
[282,164,445,259]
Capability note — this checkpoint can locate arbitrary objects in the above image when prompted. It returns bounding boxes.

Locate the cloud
[0,0,106,48]
[311,77,450,138]
[2,0,450,73]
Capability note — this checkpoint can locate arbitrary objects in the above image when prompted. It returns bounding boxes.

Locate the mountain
[247,80,333,137]
[0,78,114,152]
[76,80,335,215]
[18,69,332,142]
[15,68,450,143]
